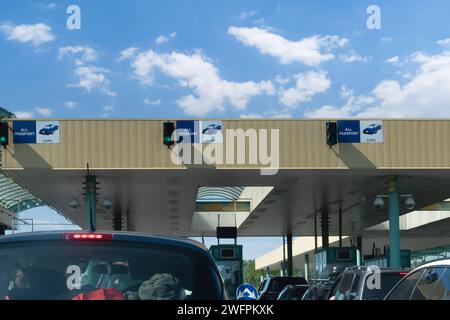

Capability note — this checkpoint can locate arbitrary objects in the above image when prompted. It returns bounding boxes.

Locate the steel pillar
[388,176,401,268]
[287,233,293,277]
[321,209,329,249]
[304,254,309,280]
[84,175,97,231]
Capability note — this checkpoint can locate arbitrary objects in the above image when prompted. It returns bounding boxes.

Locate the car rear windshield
[363,272,405,300]
[0,240,222,300]
[269,277,307,292]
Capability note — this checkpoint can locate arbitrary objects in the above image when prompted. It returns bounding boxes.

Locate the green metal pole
[388,177,400,268]
[85,175,97,231]
[287,233,293,277]
[304,254,309,280]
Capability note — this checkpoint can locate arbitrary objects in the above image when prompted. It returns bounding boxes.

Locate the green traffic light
[0,136,6,143]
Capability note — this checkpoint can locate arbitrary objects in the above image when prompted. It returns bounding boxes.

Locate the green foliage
[242,260,278,287]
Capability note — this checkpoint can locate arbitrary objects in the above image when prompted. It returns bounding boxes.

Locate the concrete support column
[85,175,97,232]
[321,210,329,249]
[287,233,293,276]
[388,177,401,268]
[338,205,343,247]
[304,254,309,280]
[356,236,362,266]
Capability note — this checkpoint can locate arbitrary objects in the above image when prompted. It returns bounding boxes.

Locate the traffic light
[326,122,337,147]
[163,122,175,148]
[0,121,9,147]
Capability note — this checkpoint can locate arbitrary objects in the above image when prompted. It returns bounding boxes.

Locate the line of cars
[1,230,449,300]
[256,259,450,301]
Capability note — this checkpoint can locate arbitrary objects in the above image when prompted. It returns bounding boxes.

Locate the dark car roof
[0,230,209,256]
[343,267,410,274]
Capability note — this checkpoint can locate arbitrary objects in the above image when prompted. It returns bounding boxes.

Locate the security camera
[404,196,415,210]
[102,198,113,210]
[374,197,385,209]
[69,198,80,211]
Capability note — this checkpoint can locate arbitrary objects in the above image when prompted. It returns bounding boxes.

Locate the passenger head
[138,273,181,300]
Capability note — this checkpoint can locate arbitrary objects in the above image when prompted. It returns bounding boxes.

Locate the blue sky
[2,0,450,259]
[1,0,450,119]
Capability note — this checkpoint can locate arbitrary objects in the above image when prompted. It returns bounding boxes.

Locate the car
[384,258,450,300]
[277,284,310,300]
[258,276,308,300]
[39,124,59,135]
[0,231,226,300]
[362,124,382,135]
[202,124,222,135]
[302,263,351,300]
[327,266,409,300]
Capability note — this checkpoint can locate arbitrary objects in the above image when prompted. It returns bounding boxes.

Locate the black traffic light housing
[0,121,9,147]
[326,122,337,147]
[163,122,175,148]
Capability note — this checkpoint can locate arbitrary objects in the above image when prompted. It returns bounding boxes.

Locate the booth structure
[209,245,243,299]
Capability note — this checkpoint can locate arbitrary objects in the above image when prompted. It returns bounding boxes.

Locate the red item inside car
[72,288,126,300]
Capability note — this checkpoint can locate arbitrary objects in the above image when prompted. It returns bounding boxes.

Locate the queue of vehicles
[256,259,450,301]
[0,230,448,300]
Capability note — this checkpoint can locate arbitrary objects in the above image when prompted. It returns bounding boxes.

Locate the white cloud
[143,99,161,106]
[119,47,139,61]
[279,71,331,108]
[64,101,77,109]
[340,52,370,63]
[58,46,98,65]
[239,10,257,20]
[240,110,292,119]
[33,3,58,10]
[60,46,115,97]
[0,23,55,46]
[228,26,348,66]
[274,75,290,85]
[122,48,275,116]
[13,107,52,118]
[101,105,115,117]
[306,49,450,118]
[240,113,263,119]
[385,55,400,66]
[437,38,450,48]
[69,66,116,97]
[155,32,177,45]
[35,107,51,117]
[305,86,374,118]
[14,111,34,119]
[381,37,394,43]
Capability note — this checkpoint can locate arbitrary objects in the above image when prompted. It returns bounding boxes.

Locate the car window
[412,267,448,300]
[258,279,266,292]
[363,272,406,300]
[386,270,424,300]
[268,277,307,292]
[0,240,222,300]
[349,274,361,300]
[335,273,354,300]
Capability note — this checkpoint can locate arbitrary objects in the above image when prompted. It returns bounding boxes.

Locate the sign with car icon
[338,120,383,144]
[37,121,60,144]
[360,120,383,143]
[13,121,60,144]
[201,121,223,143]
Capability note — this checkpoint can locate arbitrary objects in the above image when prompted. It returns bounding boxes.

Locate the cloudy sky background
[2,0,450,259]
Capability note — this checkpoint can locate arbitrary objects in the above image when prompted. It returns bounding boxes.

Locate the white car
[384,258,450,300]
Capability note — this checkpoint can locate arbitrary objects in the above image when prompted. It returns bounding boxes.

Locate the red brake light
[399,272,409,276]
[64,233,113,240]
